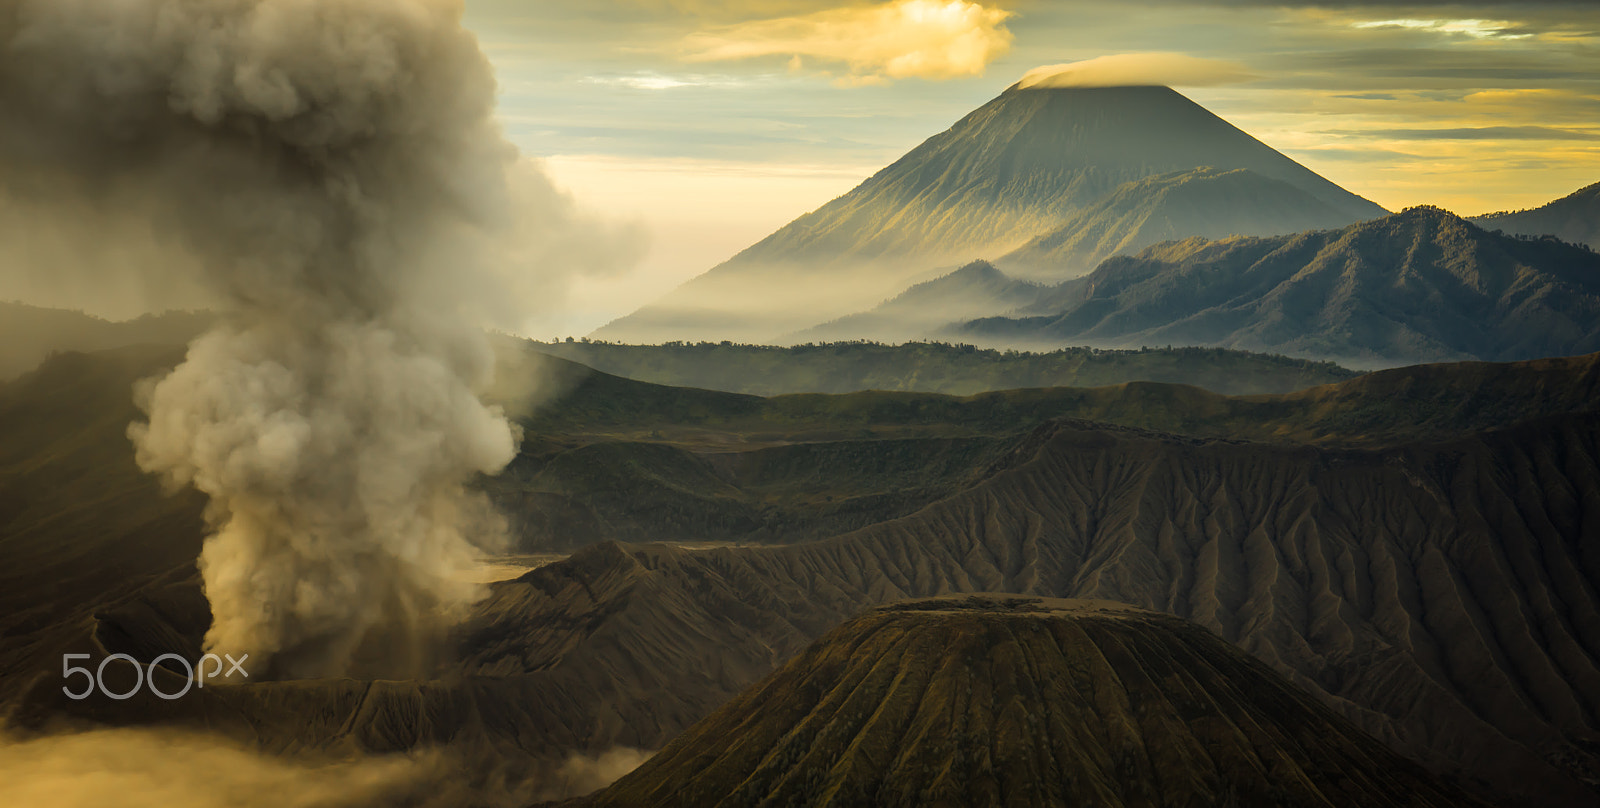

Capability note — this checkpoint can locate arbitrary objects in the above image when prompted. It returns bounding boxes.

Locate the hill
[1474,181,1600,249]
[0,302,211,379]
[958,206,1600,365]
[1001,167,1360,278]
[784,261,1048,345]
[581,596,1487,808]
[595,85,1385,344]
[530,335,1358,398]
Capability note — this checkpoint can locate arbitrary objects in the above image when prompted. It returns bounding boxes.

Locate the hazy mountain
[582,597,1487,808]
[1000,167,1362,278]
[1473,180,1600,249]
[785,170,1363,346]
[8,346,1600,806]
[958,206,1600,365]
[0,302,211,379]
[782,260,1051,344]
[595,85,1386,344]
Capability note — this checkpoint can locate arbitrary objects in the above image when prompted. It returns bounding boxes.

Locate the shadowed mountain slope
[0,345,206,709]
[7,349,1600,806]
[490,350,1600,551]
[958,206,1600,365]
[596,85,1384,344]
[1001,167,1361,279]
[1474,181,1600,249]
[581,596,1488,808]
[478,413,1600,806]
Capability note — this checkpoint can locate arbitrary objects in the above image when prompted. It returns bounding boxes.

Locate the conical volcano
[595,85,1385,344]
[580,596,1483,808]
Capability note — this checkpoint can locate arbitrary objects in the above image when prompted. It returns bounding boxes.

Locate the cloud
[1337,125,1600,141]
[0,729,436,808]
[1161,1,1594,6]
[583,72,747,90]
[0,728,648,806]
[1461,88,1600,123]
[1287,146,1422,163]
[683,0,1013,85]
[1352,18,1531,39]
[1017,53,1256,90]
[1266,47,1595,86]
[533,748,655,801]
[591,0,1022,23]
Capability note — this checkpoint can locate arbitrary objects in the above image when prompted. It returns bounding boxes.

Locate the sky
[470,0,1599,335]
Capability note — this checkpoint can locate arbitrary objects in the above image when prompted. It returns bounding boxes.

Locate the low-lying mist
[0,729,650,807]
[0,729,435,808]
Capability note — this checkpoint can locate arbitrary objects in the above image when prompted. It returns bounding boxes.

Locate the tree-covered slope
[959,206,1600,365]
[1474,181,1600,249]
[532,334,1358,398]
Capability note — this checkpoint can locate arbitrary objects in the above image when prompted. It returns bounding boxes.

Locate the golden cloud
[1225,88,1600,216]
[1018,53,1256,89]
[683,0,1014,85]
[631,0,876,18]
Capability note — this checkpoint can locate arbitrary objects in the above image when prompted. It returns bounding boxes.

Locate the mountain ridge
[1473,181,1600,248]
[0,302,212,380]
[529,338,1357,397]
[956,205,1600,365]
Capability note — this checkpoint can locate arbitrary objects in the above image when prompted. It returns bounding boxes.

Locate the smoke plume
[0,0,636,677]
[535,747,654,801]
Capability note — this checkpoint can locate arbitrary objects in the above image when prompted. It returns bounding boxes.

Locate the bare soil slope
[582,596,1488,808]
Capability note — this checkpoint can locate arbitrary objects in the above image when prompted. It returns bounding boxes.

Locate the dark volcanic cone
[582,595,1485,808]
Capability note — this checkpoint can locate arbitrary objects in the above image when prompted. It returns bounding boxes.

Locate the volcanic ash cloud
[0,0,633,677]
